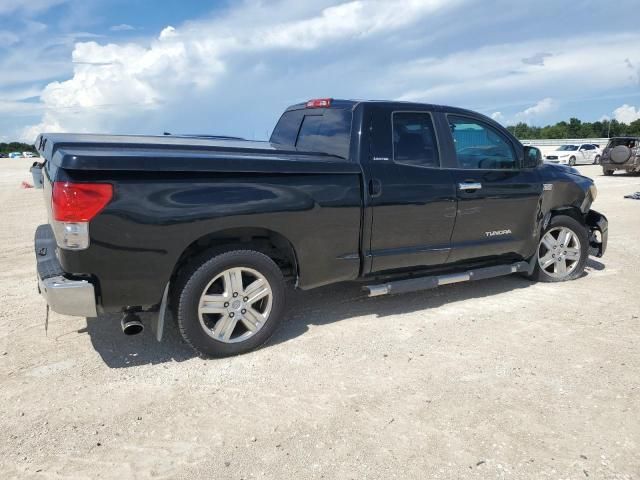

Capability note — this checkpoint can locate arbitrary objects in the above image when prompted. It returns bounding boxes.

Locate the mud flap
[151,283,170,342]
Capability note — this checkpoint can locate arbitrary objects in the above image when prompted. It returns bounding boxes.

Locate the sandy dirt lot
[0,158,638,479]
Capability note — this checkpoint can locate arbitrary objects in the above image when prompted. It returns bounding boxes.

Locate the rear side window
[607,138,638,149]
[270,110,304,146]
[270,108,352,159]
[392,112,440,168]
[448,115,517,170]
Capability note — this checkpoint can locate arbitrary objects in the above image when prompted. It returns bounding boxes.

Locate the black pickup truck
[34,98,608,357]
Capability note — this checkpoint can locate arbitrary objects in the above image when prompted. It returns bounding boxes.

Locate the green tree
[507,117,639,140]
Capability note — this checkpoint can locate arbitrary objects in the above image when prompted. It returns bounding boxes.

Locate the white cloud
[21,0,462,140]
[110,24,135,32]
[490,111,504,122]
[613,104,640,124]
[16,1,640,141]
[515,98,555,121]
[396,34,640,111]
[253,0,458,49]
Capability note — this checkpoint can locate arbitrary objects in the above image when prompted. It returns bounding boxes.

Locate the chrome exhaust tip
[121,313,144,336]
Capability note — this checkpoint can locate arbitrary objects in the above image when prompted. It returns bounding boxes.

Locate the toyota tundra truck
[34,99,608,357]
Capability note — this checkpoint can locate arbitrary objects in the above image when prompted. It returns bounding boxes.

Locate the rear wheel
[175,250,286,357]
[593,155,601,165]
[531,215,588,282]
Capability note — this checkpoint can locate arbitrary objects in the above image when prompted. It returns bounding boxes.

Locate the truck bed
[36,133,360,174]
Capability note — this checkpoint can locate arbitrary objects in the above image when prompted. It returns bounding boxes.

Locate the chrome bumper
[35,224,98,318]
[38,275,97,318]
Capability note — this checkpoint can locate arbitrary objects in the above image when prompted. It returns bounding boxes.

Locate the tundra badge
[485,229,512,237]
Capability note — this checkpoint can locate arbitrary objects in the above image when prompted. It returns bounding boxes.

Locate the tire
[531,215,588,283]
[569,156,576,166]
[610,145,632,164]
[175,250,286,357]
[603,168,614,176]
[593,155,600,165]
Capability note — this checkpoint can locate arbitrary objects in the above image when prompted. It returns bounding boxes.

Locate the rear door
[442,113,542,263]
[365,105,457,273]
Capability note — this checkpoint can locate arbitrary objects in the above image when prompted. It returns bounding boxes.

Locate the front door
[579,144,594,164]
[443,114,542,263]
[366,107,457,273]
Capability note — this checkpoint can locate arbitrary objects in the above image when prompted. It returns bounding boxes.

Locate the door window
[448,116,517,170]
[392,112,440,168]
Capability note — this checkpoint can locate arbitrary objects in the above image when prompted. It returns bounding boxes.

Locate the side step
[364,261,530,297]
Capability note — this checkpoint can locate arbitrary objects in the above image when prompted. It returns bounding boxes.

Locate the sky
[1,0,639,143]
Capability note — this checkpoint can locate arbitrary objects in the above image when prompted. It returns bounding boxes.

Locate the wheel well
[548,207,585,227]
[171,228,298,285]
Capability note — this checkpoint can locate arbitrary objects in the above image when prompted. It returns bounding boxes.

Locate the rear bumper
[601,156,640,170]
[585,210,608,258]
[35,224,97,318]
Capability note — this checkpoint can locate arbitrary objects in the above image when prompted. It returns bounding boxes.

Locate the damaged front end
[585,210,608,258]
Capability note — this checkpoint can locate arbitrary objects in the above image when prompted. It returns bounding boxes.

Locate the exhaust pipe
[121,312,144,336]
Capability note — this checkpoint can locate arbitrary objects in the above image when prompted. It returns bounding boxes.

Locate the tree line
[506,117,640,139]
[0,142,38,156]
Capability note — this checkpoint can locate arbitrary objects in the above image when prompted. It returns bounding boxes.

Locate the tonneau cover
[35,133,360,174]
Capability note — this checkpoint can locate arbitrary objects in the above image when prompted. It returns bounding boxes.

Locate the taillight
[52,182,113,222]
[306,98,332,108]
[51,182,112,250]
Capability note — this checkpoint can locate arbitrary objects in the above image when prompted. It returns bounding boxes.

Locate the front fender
[585,209,608,258]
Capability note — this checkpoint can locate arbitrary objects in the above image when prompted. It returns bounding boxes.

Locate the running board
[364,261,530,297]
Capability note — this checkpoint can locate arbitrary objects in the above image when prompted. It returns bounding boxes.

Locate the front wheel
[531,215,588,282]
[175,250,286,357]
[569,156,576,166]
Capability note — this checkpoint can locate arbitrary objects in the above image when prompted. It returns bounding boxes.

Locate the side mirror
[523,146,543,168]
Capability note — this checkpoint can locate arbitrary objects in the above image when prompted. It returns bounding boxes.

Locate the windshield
[606,138,638,149]
[557,145,578,151]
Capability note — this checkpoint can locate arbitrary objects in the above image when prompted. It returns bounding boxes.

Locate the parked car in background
[8,152,23,158]
[23,152,36,158]
[601,137,640,175]
[544,143,599,166]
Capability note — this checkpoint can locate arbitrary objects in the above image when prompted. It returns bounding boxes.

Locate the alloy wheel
[537,227,582,279]
[197,267,273,343]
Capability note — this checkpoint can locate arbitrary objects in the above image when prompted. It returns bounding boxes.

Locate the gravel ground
[1,158,639,480]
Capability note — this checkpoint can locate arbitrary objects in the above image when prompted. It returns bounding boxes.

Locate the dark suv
[601,137,640,175]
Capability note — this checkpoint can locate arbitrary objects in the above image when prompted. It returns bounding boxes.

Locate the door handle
[369,178,382,197]
[458,182,482,191]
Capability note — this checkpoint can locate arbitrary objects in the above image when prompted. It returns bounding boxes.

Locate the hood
[545,162,582,176]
